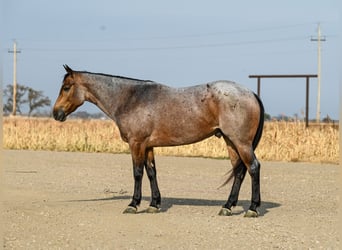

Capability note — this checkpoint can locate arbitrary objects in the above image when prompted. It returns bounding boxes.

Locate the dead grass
[3,117,339,163]
[255,122,339,163]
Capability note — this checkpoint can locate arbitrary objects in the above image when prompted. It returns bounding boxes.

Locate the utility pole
[311,23,326,123]
[8,40,21,116]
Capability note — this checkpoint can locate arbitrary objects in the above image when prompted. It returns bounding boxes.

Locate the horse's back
[208,80,255,98]
[158,80,259,123]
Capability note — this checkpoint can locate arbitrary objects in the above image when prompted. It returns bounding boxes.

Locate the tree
[3,83,51,116]
[3,84,29,115]
[264,112,271,121]
[27,88,51,117]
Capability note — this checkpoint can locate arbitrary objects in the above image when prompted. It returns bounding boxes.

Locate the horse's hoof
[218,208,232,216]
[123,206,137,214]
[145,206,161,213]
[244,209,258,218]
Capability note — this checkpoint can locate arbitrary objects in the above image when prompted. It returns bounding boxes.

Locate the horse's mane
[64,70,153,83]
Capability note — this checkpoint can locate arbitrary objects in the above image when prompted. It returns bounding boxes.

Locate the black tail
[220,93,264,188]
[252,93,264,150]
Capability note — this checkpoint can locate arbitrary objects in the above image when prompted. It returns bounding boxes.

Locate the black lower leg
[224,162,247,209]
[249,159,261,212]
[128,165,144,208]
[145,163,161,208]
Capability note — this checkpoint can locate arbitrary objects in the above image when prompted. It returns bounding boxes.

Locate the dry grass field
[3,116,339,163]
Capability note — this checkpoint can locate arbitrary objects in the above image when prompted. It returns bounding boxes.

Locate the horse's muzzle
[53,108,67,122]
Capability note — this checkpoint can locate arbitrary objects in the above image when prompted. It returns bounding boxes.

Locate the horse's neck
[82,74,133,120]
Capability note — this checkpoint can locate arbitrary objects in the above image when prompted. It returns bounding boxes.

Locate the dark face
[53,73,85,121]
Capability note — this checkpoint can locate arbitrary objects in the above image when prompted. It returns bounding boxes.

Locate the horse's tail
[252,93,264,150]
[219,93,264,188]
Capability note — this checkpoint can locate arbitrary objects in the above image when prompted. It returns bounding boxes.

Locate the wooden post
[305,77,309,128]
[12,41,18,116]
[8,40,21,116]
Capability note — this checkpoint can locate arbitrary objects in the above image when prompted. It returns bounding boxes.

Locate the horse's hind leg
[144,148,161,213]
[235,144,261,217]
[219,143,247,216]
[218,134,261,217]
[246,156,261,217]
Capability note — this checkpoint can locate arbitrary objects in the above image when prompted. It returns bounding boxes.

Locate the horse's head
[53,65,86,121]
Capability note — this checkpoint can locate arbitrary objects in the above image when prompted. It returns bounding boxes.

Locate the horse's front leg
[123,141,146,214]
[145,148,161,213]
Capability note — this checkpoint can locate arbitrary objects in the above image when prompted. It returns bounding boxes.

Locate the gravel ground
[2,150,340,249]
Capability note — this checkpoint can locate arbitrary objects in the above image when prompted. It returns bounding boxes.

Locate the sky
[1,0,340,120]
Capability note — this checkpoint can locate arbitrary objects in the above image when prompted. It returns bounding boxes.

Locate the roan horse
[53,65,264,217]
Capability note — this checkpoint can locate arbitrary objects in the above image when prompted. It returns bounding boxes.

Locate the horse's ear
[63,64,73,74]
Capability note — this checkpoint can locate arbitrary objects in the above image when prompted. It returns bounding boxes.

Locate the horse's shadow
[66,195,280,216]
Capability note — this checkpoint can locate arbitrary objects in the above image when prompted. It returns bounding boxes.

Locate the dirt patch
[3,150,339,249]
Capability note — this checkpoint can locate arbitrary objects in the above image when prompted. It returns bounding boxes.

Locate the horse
[53,65,264,217]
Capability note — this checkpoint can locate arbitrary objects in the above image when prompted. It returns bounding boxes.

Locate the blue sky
[1,0,340,119]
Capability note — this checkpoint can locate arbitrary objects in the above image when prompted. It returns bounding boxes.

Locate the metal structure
[249,74,318,127]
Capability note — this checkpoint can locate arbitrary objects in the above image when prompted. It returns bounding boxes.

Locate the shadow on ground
[65,195,280,216]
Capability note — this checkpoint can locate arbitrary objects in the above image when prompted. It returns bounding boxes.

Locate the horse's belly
[148,124,216,147]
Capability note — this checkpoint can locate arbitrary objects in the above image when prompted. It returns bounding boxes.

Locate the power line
[22,35,308,53]
[11,22,317,44]
[121,22,316,41]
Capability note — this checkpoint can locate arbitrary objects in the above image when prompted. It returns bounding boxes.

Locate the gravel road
[3,150,339,249]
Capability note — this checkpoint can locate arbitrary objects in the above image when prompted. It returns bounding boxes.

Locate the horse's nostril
[53,109,66,122]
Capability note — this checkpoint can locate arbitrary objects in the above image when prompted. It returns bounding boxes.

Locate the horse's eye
[63,86,71,92]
